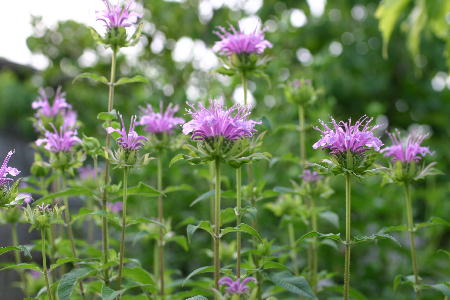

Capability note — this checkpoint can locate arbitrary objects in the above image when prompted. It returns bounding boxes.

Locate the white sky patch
[233,85,255,106]
[329,41,343,56]
[431,72,447,91]
[290,9,307,28]
[307,0,326,17]
[239,16,263,32]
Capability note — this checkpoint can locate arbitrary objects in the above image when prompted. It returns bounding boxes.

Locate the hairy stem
[118,166,129,289]
[288,222,299,275]
[236,167,242,278]
[61,176,86,300]
[404,183,420,298]
[209,162,215,269]
[344,174,352,300]
[213,159,221,295]
[101,49,117,284]
[157,156,165,299]
[41,229,53,300]
[298,104,306,167]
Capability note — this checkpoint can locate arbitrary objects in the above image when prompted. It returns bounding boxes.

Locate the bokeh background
[0,0,449,299]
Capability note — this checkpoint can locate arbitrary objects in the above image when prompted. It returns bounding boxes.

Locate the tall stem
[102,49,117,284]
[209,162,215,268]
[404,183,420,298]
[41,229,53,300]
[118,166,129,289]
[12,223,27,292]
[287,222,299,275]
[343,174,352,300]
[157,156,165,298]
[236,167,242,278]
[61,176,86,300]
[213,159,221,294]
[310,196,318,294]
[298,105,306,167]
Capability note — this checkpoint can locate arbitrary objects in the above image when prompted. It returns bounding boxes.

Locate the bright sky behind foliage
[1,0,326,70]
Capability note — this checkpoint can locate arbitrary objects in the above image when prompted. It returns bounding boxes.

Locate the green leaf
[428,283,450,297]
[127,217,164,228]
[296,231,341,245]
[0,245,32,259]
[128,182,160,197]
[262,261,289,271]
[164,184,194,194]
[190,190,214,207]
[101,285,124,300]
[0,263,41,272]
[166,235,189,251]
[406,0,427,61]
[353,233,400,246]
[88,26,105,45]
[221,224,262,242]
[36,186,94,204]
[57,268,93,300]
[114,75,148,86]
[215,66,235,76]
[273,186,297,194]
[325,285,369,300]
[50,257,83,271]
[381,224,407,233]
[393,274,403,291]
[128,22,144,47]
[73,72,109,85]
[319,211,339,228]
[187,221,213,243]
[375,0,412,58]
[416,216,450,230]
[186,296,209,300]
[169,154,185,167]
[97,110,117,121]
[270,272,314,298]
[182,266,213,286]
[123,266,155,286]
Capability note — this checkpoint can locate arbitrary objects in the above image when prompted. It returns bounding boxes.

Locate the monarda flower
[36,125,81,153]
[32,87,71,118]
[301,169,322,183]
[139,102,184,134]
[218,277,256,295]
[107,201,123,213]
[0,150,20,187]
[96,0,142,29]
[182,99,260,141]
[382,130,431,163]
[213,25,272,56]
[107,115,147,151]
[313,117,383,155]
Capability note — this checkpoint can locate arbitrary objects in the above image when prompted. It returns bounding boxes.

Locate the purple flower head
[107,201,123,213]
[28,270,41,279]
[313,116,383,155]
[32,87,71,118]
[0,150,20,187]
[301,169,322,183]
[97,0,142,29]
[218,277,257,294]
[21,193,33,205]
[213,25,272,56]
[78,166,97,180]
[36,124,81,153]
[107,115,147,150]
[139,102,185,134]
[182,99,260,141]
[382,130,431,163]
[36,204,51,212]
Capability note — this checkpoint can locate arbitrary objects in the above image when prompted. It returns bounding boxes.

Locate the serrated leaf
[101,285,125,300]
[187,221,213,243]
[416,216,450,230]
[73,72,109,85]
[186,296,209,300]
[182,266,213,286]
[263,261,289,271]
[0,245,32,259]
[123,266,155,286]
[114,75,148,86]
[270,272,314,298]
[0,263,41,272]
[353,233,400,246]
[296,231,341,245]
[128,182,160,197]
[57,268,93,300]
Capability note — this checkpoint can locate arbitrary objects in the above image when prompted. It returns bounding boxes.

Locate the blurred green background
[0,0,449,299]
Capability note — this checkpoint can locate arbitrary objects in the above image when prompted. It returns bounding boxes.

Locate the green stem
[87,156,99,243]
[310,196,318,294]
[404,183,420,298]
[47,226,58,283]
[118,167,129,289]
[157,156,165,299]
[102,49,117,284]
[41,228,53,300]
[298,105,306,167]
[236,167,242,278]
[12,223,27,293]
[213,159,221,295]
[241,71,248,106]
[61,176,86,300]
[343,174,352,300]
[209,162,215,268]
[288,222,299,275]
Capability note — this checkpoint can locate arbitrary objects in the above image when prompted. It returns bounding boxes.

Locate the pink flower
[139,102,184,134]
[36,124,81,153]
[213,25,272,56]
[96,0,142,29]
[107,115,147,150]
[182,99,260,141]
[313,116,383,155]
[301,169,322,182]
[32,87,71,118]
[107,201,123,213]
[218,277,256,294]
[0,150,20,187]
[382,130,431,163]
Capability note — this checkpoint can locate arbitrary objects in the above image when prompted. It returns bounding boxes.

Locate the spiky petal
[382,130,431,163]
[182,99,260,141]
[139,102,185,134]
[218,277,256,294]
[36,124,81,153]
[107,115,147,150]
[213,25,272,56]
[312,116,383,155]
[96,0,142,29]
[0,150,20,186]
